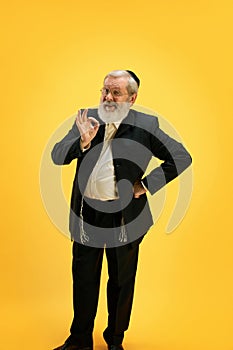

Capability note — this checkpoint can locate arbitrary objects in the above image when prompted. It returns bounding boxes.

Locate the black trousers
[69,239,140,347]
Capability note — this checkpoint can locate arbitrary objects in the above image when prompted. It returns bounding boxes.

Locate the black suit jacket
[51,109,192,243]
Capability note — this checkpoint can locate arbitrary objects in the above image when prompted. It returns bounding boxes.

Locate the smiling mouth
[104,104,117,112]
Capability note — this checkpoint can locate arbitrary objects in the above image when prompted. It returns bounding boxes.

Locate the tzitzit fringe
[79,197,128,245]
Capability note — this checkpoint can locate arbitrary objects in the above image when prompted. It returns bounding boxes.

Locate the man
[51,70,192,350]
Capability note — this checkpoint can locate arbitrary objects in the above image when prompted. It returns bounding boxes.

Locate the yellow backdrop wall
[1,1,233,349]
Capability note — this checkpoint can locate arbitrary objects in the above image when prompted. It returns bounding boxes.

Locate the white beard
[98,101,131,123]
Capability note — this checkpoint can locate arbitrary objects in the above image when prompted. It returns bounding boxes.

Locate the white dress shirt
[84,123,120,200]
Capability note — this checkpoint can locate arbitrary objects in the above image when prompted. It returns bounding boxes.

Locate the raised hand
[76,109,99,149]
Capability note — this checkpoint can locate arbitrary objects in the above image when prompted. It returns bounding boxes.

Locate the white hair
[104,70,138,95]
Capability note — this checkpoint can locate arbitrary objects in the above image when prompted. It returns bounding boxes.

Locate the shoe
[103,329,124,350]
[53,344,92,350]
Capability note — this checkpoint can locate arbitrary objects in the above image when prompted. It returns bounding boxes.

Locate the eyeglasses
[100,87,129,99]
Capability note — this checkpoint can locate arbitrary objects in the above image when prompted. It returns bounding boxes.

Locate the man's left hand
[133,180,147,198]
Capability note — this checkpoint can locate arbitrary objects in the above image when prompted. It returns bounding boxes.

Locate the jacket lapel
[115,109,136,138]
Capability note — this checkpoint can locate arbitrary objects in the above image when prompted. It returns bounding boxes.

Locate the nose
[105,90,114,101]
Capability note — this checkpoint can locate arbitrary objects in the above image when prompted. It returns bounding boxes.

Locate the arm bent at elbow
[51,122,83,165]
[144,125,192,195]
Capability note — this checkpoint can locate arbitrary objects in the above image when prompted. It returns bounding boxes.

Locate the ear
[129,93,137,106]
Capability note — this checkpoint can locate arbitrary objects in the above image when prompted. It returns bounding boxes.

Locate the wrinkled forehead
[104,76,128,90]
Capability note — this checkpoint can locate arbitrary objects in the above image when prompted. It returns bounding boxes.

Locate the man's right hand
[76,109,99,149]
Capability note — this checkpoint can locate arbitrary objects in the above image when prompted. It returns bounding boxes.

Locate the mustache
[103,101,118,108]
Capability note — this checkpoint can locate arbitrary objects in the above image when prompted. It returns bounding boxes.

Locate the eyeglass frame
[100,87,131,99]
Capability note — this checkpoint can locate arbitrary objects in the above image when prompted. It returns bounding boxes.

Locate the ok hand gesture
[76,109,99,149]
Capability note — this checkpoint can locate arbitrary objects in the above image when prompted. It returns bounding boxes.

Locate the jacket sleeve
[51,121,85,165]
[142,118,192,195]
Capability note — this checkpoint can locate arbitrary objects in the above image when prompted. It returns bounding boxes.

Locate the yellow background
[1,0,233,349]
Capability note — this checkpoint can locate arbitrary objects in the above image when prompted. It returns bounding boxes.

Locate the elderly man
[51,70,192,350]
